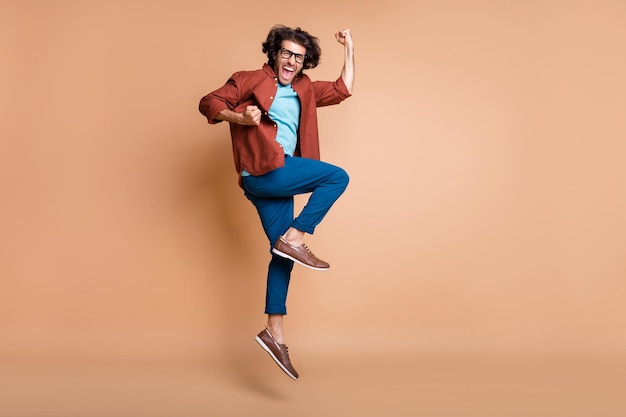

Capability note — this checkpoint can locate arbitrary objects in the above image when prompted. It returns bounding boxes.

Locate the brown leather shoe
[255,328,299,380]
[272,237,330,270]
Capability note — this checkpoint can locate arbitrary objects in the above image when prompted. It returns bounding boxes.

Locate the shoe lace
[301,244,312,253]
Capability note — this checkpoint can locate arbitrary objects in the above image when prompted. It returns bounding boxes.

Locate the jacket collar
[262,63,276,78]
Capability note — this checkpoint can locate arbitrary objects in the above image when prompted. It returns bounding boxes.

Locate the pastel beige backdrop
[1,1,625,416]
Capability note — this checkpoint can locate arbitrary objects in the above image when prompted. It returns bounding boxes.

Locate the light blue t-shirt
[269,83,300,156]
[242,83,300,176]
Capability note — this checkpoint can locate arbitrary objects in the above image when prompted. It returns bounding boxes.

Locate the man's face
[274,40,306,86]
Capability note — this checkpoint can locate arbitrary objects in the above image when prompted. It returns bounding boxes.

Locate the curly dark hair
[262,25,321,72]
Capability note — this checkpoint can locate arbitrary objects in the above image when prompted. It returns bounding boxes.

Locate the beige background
[1,1,625,416]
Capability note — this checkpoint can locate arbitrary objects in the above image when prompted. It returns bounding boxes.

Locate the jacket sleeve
[312,76,352,107]
[199,73,243,124]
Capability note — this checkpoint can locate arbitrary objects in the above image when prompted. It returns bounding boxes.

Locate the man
[199,25,354,380]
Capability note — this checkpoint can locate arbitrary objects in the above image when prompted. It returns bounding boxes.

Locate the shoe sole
[255,335,298,380]
[271,248,330,271]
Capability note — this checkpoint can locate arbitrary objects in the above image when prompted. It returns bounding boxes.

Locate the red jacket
[199,63,351,182]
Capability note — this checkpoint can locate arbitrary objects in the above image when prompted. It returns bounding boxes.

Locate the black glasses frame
[279,48,306,64]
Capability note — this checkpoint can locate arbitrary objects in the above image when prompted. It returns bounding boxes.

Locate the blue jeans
[241,156,349,315]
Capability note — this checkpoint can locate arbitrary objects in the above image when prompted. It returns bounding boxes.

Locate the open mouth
[281,66,295,79]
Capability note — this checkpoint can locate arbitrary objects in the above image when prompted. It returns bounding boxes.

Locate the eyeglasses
[279,48,306,64]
